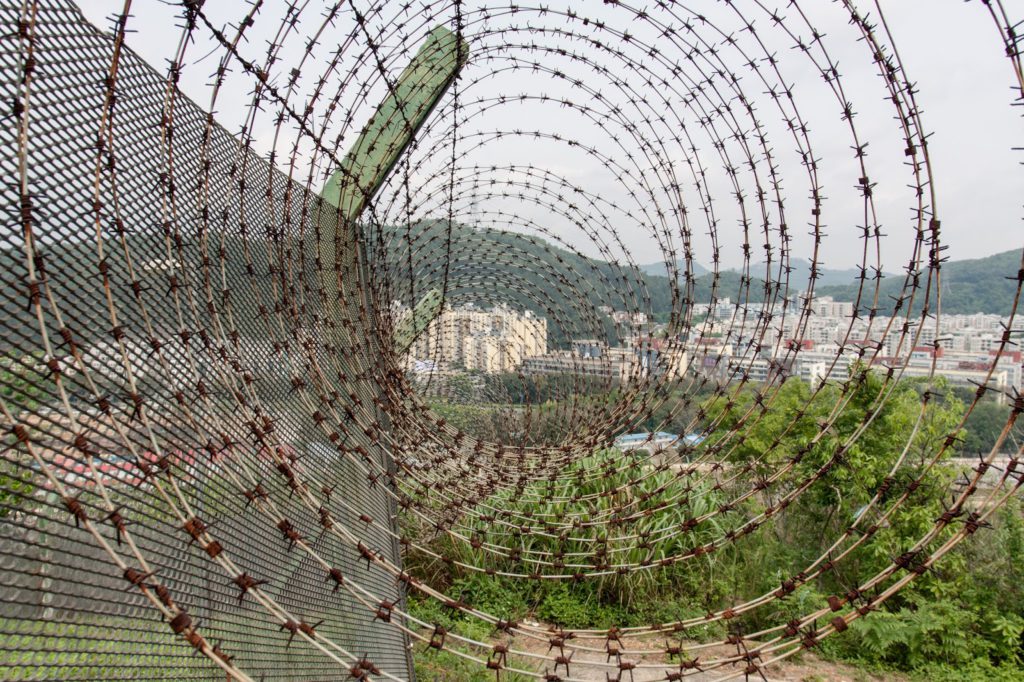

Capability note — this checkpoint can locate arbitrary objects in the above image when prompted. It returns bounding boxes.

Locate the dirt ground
[499,625,904,681]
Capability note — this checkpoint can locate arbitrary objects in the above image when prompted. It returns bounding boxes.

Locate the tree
[962,401,1021,455]
[702,369,965,594]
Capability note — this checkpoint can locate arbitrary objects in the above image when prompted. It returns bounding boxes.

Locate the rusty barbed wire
[1,0,1022,680]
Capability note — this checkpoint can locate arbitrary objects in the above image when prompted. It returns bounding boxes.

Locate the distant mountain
[379,221,676,348]
[12,226,1012,356]
[641,257,868,288]
[758,257,868,288]
[815,249,1022,316]
[390,227,1019,322]
[641,250,1021,316]
[639,259,709,279]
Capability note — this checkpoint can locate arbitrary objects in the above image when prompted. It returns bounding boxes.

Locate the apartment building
[403,303,548,374]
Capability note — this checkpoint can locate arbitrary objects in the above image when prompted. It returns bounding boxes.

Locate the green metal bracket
[320,25,468,218]
[318,25,467,356]
[393,288,444,355]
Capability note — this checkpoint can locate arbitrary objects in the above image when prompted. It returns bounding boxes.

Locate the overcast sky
[80,1,1021,273]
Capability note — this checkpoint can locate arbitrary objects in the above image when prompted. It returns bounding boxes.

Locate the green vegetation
[960,399,1024,454]
[406,371,1024,679]
[407,595,534,681]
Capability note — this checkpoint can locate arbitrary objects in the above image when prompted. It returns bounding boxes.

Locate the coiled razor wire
[0,0,1022,680]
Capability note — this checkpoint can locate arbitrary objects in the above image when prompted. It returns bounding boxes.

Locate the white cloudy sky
[79,1,1021,273]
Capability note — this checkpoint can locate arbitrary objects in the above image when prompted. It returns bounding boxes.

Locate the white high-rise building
[406,304,547,373]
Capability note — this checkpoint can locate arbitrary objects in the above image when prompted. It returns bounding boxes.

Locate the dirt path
[502,625,900,681]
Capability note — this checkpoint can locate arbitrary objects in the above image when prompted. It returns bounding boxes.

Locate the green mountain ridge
[815,249,1022,316]
[599,247,1023,317]
[4,223,1017,359]
[640,257,865,287]
[379,224,1019,320]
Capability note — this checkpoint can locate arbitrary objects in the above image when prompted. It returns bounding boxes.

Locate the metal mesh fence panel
[1,1,412,679]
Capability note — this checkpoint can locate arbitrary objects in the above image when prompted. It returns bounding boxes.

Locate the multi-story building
[400,295,1021,396]
[402,303,548,374]
[699,297,1021,400]
[523,337,690,382]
